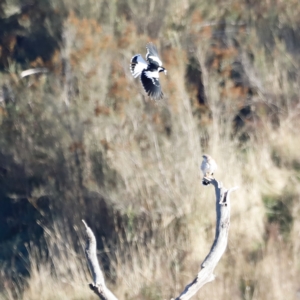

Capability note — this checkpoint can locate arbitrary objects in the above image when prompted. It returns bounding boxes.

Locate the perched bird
[200,154,217,185]
[130,43,167,100]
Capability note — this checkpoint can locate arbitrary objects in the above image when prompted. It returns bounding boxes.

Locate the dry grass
[1,0,300,299]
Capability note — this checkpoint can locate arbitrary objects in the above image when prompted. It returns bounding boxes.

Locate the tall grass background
[0,0,300,299]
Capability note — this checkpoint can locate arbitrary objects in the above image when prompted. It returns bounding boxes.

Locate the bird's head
[158,67,167,75]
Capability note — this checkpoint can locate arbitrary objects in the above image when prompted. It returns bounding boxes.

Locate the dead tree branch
[82,178,238,300]
[173,178,238,300]
[82,220,118,300]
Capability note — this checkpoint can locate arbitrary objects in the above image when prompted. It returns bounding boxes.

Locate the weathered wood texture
[82,220,118,300]
[173,178,238,300]
[82,178,237,300]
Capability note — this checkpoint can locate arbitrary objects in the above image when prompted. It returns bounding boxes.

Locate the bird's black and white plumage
[130,43,167,100]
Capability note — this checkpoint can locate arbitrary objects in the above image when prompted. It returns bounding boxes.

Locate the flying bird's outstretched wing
[130,54,148,78]
[130,43,166,100]
[140,70,163,100]
[146,43,163,67]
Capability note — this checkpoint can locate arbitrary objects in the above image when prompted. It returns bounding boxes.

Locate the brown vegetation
[0,0,300,299]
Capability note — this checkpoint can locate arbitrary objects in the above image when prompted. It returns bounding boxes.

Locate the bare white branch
[82,178,238,300]
[20,68,48,78]
[172,178,238,300]
[82,220,118,300]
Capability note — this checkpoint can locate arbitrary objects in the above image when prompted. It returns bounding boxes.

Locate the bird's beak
[164,69,167,75]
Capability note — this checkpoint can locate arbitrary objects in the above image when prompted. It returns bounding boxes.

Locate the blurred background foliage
[0,0,300,299]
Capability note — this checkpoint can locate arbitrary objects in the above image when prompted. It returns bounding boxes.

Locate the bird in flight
[130,43,167,100]
[200,154,218,185]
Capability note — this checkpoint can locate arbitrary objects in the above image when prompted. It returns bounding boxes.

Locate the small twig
[20,68,48,78]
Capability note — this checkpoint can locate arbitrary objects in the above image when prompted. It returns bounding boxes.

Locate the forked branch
[173,178,238,300]
[82,178,238,300]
